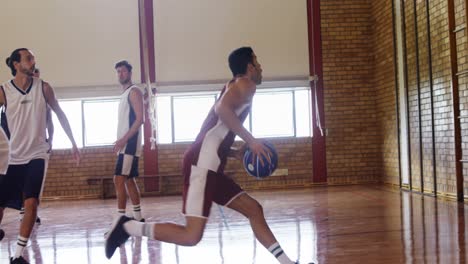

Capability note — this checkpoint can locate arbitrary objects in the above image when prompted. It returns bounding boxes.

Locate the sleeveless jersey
[185,80,251,173]
[117,85,142,156]
[1,77,49,164]
[0,127,9,174]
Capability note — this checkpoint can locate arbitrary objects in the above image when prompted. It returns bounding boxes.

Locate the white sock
[117,209,125,217]
[14,235,28,259]
[268,242,294,264]
[132,204,142,220]
[123,221,155,239]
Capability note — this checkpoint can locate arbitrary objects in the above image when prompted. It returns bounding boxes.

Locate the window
[47,86,311,148]
[173,95,216,142]
[51,100,83,149]
[156,87,311,143]
[156,96,172,144]
[83,100,119,146]
[251,91,294,137]
[295,89,312,137]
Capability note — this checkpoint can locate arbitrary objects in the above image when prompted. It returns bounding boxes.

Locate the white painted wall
[153,0,309,83]
[0,1,309,98]
[0,0,141,89]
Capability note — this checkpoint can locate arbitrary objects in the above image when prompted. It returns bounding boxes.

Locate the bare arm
[214,78,269,163]
[0,86,5,107]
[43,81,80,163]
[114,88,144,153]
[215,78,256,144]
[46,107,54,151]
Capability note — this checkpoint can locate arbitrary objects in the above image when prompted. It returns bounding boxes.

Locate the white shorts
[0,129,9,175]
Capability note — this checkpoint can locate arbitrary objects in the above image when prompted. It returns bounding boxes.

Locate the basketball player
[0,48,80,264]
[18,67,51,224]
[0,115,9,242]
[33,68,54,153]
[106,47,311,264]
[111,60,145,223]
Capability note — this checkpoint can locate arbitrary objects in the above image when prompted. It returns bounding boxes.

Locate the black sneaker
[10,256,29,264]
[131,217,145,222]
[105,215,132,259]
[0,229,4,241]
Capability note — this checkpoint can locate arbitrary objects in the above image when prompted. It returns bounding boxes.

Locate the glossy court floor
[0,185,467,264]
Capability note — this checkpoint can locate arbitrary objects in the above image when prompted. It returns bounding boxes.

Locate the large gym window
[251,91,294,138]
[50,86,311,148]
[51,100,83,149]
[173,95,216,142]
[52,99,120,149]
[156,87,311,144]
[83,100,119,146]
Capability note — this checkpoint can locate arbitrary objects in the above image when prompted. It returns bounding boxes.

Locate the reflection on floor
[0,185,467,263]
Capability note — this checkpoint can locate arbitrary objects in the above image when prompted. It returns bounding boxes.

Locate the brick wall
[43,138,313,198]
[458,0,468,196]
[321,0,381,184]
[43,147,144,198]
[371,0,399,185]
[373,0,467,198]
[42,0,468,200]
[157,138,314,195]
[405,0,460,196]
[41,0,384,199]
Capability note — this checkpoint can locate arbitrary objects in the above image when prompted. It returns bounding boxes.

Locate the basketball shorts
[114,153,139,178]
[0,159,47,210]
[182,161,244,218]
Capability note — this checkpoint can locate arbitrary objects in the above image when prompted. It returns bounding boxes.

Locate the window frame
[155,86,311,144]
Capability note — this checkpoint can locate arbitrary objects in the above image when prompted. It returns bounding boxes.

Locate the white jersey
[1,77,49,164]
[185,80,251,172]
[117,85,142,157]
[0,127,9,174]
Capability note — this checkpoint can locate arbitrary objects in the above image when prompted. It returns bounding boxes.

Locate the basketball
[243,141,278,178]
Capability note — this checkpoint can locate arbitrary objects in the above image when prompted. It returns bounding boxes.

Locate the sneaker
[104,217,143,239]
[105,215,132,259]
[10,256,29,264]
[132,217,145,222]
[0,229,4,241]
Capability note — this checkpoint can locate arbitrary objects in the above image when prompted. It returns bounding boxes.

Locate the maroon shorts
[182,163,244,218]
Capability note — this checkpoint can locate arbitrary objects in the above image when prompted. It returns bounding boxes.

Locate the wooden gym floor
[0,185,466,264]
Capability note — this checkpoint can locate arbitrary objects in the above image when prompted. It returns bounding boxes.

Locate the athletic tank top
[1,77,49,164]
[0,127,9,174]
[117,85,142,156]
[185,79,251,173]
